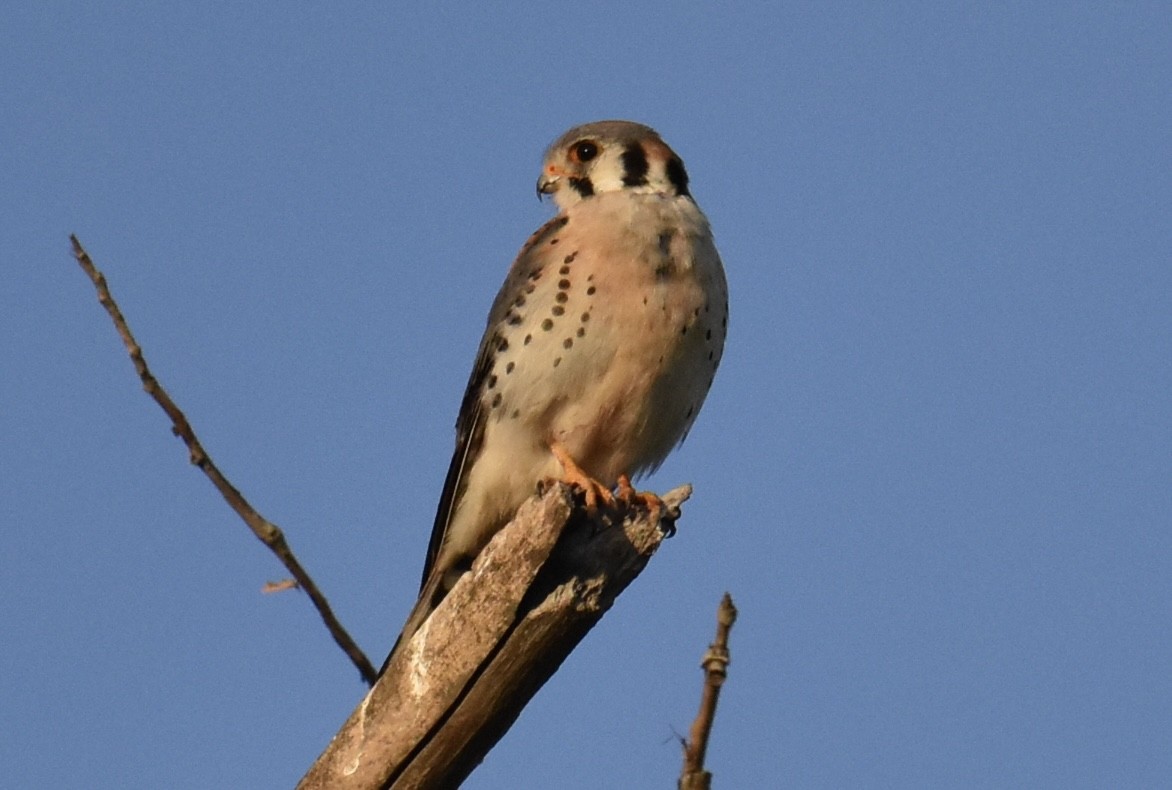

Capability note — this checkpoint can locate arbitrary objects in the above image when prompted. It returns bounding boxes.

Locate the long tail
[378,570,448,676]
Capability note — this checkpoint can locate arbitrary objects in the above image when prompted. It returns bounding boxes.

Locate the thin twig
[680,592,737,790]
[69,235,377,685]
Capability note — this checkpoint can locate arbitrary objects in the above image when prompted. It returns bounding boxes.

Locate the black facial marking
[666,156,690,197]
[569,176,594,198]
[621,144,650,187]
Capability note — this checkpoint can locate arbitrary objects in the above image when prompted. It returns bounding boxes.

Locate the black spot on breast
[559,265,570,275]
[621,144,649,187]
[580,312,590,322]
[486,374,497,389]
[555,292,568,304]
[705,329,712,340]
[549,238,560,246]
[541,319,553,331]
[563,338,573,349]
[552,305,565,316]
[553,357,562,368]
[564,252,578,264]
[506,361,515,374]
[680,326,688,336]
[524,334,533,345]
[528,268,543,281]
[525,283,536,294]
[507,313,523,326]
[490,393,502,409]
[586,286,596,296]
[498,338,509,352]
[511,409,520,419]
[576,327,585,337]
[558,279,571,290]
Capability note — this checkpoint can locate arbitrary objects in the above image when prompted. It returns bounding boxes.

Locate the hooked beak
[536,167,562,200]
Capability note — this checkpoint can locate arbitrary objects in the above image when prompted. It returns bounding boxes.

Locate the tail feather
[378,570,448,677]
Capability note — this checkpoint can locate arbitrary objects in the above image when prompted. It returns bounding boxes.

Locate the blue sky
[2,3,1169,788]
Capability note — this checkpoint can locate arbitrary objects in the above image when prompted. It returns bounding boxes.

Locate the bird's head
[537,120,691,211]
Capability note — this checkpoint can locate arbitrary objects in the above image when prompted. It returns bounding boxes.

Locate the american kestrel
[386,120,727,668]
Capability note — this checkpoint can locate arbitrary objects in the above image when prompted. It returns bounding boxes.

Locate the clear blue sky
[3,4,1169,788]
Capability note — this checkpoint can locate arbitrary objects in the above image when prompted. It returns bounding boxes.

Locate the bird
[383,120,727,672]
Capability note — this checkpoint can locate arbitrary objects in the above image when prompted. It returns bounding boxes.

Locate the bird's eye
[572,141,599,163]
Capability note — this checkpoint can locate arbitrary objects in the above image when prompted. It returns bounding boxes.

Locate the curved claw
[616,473,664,525]
[550,442,615,512]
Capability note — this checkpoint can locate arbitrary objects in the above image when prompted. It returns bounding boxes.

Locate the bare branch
[68,235,377,684]
[298,482,691,789]
[679,592,737,790]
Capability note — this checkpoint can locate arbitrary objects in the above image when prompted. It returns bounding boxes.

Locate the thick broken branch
[298,482,691,790]
[68,235,377,684]
[679,592,737,790]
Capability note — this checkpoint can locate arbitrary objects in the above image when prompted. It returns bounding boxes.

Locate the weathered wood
[298,482,690,790]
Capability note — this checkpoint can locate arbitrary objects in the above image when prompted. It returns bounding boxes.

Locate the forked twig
[69,235,377,684]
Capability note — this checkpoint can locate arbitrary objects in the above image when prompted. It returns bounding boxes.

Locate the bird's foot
[550,442,616,512]
[616,473,664,526]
